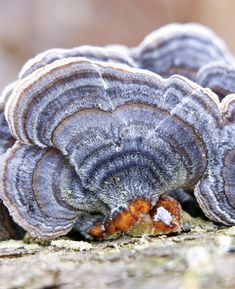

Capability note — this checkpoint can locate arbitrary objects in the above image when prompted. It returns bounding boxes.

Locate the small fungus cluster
[0,23,235,241]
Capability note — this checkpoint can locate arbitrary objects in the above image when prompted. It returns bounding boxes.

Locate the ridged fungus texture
[0,23,235,240]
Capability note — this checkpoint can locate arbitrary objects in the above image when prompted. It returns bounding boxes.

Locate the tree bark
[0,221,234,289]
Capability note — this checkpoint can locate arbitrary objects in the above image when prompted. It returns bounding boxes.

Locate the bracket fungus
[0,23,235,241]
[197,61,235,100]
[132,23,233,81]
[0,83,16,155]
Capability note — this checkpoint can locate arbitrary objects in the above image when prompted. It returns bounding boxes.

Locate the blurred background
[1,0,235,92]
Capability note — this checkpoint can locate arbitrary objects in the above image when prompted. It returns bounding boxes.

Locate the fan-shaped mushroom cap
[0,82,17,155]
[1,45,136,115]
[220,94,235,122]
[19,45,135,80]
[132,23,233,81]
[194,93,235,223]
[0,45,135,152]
[1,57,235,239]
[0,45,136,240]
[0,110,15,156]
[197,61,235,100]
[0,82,25,240]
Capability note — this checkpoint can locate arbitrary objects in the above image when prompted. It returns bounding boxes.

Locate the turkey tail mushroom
[132,23,233,81]
[194,94,235,224]
[19,45,135,80]
[0,82,16,155]
[1,57,234,240]
[5,45,135,101]
[197,61,235,100]
[0,83,25,240]
[0,45,136,240]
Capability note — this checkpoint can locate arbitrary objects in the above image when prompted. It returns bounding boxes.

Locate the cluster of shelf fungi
[0,23,235,242]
